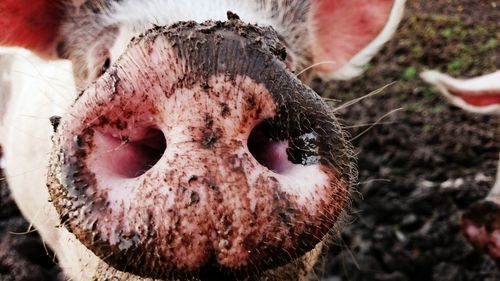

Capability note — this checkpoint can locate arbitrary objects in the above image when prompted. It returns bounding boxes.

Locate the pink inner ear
[0,0,64,57]
[450,90,500,107]
[310,0,394,74]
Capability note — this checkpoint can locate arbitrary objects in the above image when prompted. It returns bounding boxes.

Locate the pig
[420,70,500,262]
[0,1,406,280]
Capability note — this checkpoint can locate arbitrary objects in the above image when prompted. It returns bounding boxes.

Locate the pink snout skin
[47,21,353,279]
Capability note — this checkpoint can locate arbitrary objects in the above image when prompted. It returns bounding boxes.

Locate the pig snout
[46,21,353,279]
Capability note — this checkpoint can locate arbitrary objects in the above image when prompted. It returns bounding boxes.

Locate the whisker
[333,82,397,112]
[343,120,395,129]
[351,107,403,141]
[8,228,38,235]
[337,234,361,271]
[1,166,48,179]
[356,178,392,185]
[295,60,338,77]
[322,97,342,102]
[41,238,58,265]
[17,114,56,120]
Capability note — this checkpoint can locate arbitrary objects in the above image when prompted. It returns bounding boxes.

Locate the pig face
[47,21,355,279]
[1,0,405,280]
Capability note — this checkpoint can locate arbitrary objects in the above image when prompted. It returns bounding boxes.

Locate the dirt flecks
[226,11,240,21]
[115,119,128,130]
[227,154,242,171]
[220,102,231,117]
[49,116,62,133]
[97,115,109,126]
[189,191,200,206]
[246,96,256,108]
[203,178,218,191]
[202,127,222,149]
[188,175,198,184]
[73,135,84,148]
[120,135,130,144]
[204,115,213,126]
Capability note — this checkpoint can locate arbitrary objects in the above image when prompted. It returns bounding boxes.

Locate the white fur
[106,0,275,28]
[105,0,277,62]
[0,48,96,279]
[420,70,500,115]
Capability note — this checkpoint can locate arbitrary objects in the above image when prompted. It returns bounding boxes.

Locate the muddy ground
[315,1,500,280]
[1,1,499,281]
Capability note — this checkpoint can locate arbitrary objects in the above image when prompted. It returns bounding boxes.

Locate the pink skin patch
[247,123,294,174]
[450,90,500,107]
[92,128,166,178]
[310,0,393,74]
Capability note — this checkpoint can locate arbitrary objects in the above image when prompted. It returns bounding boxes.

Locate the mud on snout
[47,19,355,280]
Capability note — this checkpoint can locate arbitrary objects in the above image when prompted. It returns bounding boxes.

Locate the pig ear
[308,0,406,80]
[0,0,66,58]
[421,70,500,115]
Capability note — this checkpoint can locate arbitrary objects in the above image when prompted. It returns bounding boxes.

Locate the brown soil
[314,1,500,280]
[0,167,61,280]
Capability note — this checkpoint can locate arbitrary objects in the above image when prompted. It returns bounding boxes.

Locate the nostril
[247,120,293,174]
[92,127,166,178]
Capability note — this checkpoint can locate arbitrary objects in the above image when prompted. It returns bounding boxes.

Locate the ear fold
[0,0,65,58]
[308,0,405,80]
[421,70,500,115]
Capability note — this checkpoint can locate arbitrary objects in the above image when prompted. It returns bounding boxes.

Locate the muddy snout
[47,21,353,279]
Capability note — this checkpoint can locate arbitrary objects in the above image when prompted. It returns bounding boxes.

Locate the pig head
[0,0,405,280]
[421,70,500,263]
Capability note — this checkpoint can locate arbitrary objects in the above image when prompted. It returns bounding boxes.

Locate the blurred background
[315,1,500,280]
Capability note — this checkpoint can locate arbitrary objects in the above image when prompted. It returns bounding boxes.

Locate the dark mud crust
[0,1,499,281]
